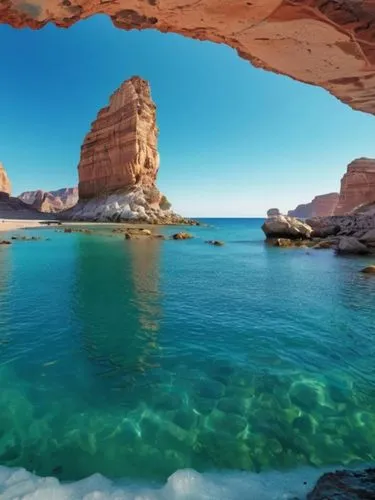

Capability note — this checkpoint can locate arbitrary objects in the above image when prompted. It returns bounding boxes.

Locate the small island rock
[262,215,313,240]
[172,232,193,240]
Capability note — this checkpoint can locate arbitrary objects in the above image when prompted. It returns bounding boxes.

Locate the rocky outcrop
[78,76,158,199]
[2,2,375,117]
[288,193,339,218]
[262,215,313,240]
[267,208,281,217]
[307,213,375,238]
[337,236,369,255]
[334,158,375,215]
[307,468,375,499]
[0,163,11,199]
[19,187,78,213]
[64,76,183,223]
[62,186,190,224]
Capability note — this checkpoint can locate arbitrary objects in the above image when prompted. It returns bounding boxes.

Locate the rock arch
[1,0,375,115]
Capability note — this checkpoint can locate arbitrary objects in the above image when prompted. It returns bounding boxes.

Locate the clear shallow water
[1,218,375,488]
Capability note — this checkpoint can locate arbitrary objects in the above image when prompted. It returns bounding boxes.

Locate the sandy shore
[0,219,171,234]
[0,219,49,233]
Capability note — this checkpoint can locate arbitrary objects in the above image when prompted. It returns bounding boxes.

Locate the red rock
[334,158,375,215]
[19,187,78,213]
[0,163,11,198]
[1,3,375,115]
[288,193,339,218]
[78,76,159,199]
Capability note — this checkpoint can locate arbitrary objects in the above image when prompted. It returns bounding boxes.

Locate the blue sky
[1,16,375,216]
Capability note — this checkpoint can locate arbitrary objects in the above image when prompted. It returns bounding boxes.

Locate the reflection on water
[75,236,162,397]
[0,247,11,354]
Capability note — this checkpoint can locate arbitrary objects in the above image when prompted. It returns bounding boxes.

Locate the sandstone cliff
[19,187,78,213]
[2,1,375,118]
[64,76,180,223]
[78,76,159,199]
[334,158,375,215]
[0,163,11,199]
[288,193,339,218]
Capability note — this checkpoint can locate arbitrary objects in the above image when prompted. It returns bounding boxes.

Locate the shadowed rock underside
[2,1,375,116]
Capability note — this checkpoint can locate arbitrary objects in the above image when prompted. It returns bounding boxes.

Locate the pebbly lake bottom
[0,218,375,497]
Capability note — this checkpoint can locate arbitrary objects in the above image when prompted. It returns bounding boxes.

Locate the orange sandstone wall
[78,77,159,199]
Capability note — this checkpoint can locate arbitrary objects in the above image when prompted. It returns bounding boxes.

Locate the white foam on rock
[0,466,327,500]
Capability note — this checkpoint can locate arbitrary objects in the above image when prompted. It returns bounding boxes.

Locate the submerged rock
[307,468,375,499]
[123,227,164,240]
[0,240,11,245]
[262,215,313,240]
[205,240,224,246]
[10,236,42,241]
[360,265,375,274]
[312,240,337,250]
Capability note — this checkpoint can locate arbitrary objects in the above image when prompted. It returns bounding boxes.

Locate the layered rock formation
[78,77,158,199]
[19,187,78,213]
[0,163,11,199]
[2,2,375,116]
[64,76,183,223]
[334,158,375,215]
[288,193,339,218]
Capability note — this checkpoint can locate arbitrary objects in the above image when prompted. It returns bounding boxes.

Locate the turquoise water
[1,218,375,484]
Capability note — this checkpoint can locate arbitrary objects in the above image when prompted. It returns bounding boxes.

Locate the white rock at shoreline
[262,215,312,239]
[61,187,176,223]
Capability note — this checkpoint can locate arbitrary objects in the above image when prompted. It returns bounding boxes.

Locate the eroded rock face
[0,163,11,198]
[334,158,375,215]
[1,2,375,115]
[78,76,159,199]
[288,193,339,218]
[63,76,188,223]
[262,215,313,239]
[19,187,78,213]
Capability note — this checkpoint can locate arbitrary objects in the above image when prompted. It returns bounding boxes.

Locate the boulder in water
[205,240,224,246]
[172,232,193,240]
[359,228,375,247]
[337,237,370,255]
[360,265,375,274]
[262,215,313,240]
[307,468,375,499]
